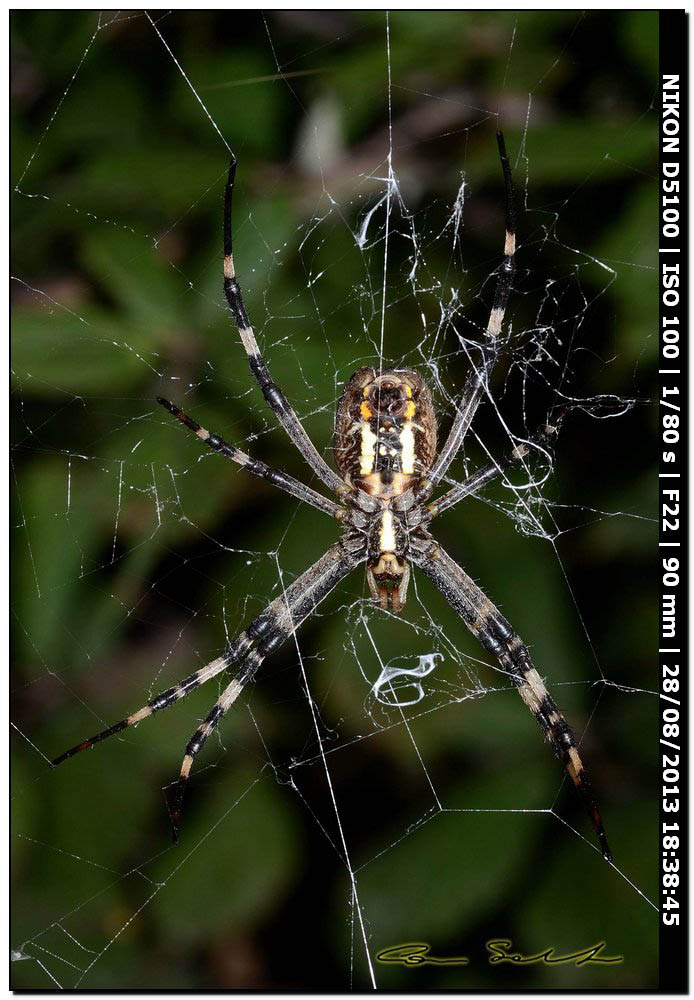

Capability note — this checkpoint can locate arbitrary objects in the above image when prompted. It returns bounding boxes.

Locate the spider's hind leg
[222,156,342,494]
[418,130,517,502]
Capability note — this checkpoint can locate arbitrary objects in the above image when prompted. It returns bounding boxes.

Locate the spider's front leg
[53,539,366,840]
[168,537,365,838]
[410,536,611,862]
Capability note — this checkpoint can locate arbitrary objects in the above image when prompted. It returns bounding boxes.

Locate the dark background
[12,11,658,989]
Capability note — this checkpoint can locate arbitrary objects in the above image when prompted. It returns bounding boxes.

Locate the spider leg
[420,131,516,499]
[157,397,344,520]
[223,156,343,494]
[168,540,364,839]
[52,543,363,776]
[51,653,233,765]
[410,539,611,862]
[427,424,557,520]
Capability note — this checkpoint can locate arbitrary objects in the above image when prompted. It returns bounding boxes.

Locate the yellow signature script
[376,943,469,967]
[486,939,623,967]
[375,939,623,969]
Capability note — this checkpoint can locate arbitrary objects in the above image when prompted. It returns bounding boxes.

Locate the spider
[53,132,611,862]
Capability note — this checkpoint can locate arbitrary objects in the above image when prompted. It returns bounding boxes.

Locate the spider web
[11,11,660,990]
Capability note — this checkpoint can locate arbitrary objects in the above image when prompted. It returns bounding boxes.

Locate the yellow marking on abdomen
[362,471,416,497]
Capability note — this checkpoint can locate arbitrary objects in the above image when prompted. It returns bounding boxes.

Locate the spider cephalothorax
[53,134,612,863]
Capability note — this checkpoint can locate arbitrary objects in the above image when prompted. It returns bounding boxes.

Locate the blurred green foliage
[12,10,658,989]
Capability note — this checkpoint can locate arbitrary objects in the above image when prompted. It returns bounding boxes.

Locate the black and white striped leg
[419,131,517,500]
[168,653,258,841]
[51,601,303,768]
[222,157,343,494]
[157,397,345,520]
[53,544,362,775]
[51,652,245,768]
[426,424,558,520]
[168,541,364,839]
[411,541,611,861]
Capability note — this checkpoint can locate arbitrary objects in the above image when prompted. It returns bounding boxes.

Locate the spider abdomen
[334,367,437,498]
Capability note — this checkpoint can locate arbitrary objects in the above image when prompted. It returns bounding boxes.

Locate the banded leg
[169,541,364,838]
[52,543,362,771]
[411,541,611,861]
[419,131,517,501]
[157,397,344,520]
[223,156,343,494]
[427,424,557,520]
[52,652,244,767]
